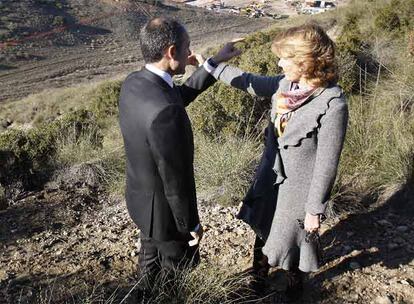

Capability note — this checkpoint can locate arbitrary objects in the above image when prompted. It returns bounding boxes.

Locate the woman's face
[277,57,302,82]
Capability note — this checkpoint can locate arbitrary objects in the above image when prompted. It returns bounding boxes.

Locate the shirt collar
[145,64,174,88]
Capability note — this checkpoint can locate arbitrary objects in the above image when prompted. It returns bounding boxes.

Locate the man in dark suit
[118,17,240,286]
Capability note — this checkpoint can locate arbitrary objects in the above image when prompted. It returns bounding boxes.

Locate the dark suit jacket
[118,66,216,242]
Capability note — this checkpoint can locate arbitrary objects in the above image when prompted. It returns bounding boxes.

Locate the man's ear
[165,44,176,60]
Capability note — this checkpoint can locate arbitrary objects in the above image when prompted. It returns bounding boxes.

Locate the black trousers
[138,232,200,289]
[253,235,270,275]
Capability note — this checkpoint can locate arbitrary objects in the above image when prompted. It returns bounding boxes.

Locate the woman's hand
[187,52,205,66]
[212,38,244,64]
[304,213,320,233]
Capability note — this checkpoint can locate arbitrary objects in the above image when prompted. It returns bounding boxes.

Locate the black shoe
[123,285,151,304]
[285,270,304,302]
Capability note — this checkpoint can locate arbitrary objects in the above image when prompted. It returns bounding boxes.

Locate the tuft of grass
[135,264,255,304]
[23,264,255,304]
[194,132,262,205]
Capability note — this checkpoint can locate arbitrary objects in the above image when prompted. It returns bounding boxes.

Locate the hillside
[0,0,271,102]
[1,0,414,303]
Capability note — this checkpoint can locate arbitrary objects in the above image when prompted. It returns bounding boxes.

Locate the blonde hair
[271,23,338,87]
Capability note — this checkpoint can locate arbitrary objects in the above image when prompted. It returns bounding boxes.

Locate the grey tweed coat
[213,64,348,272]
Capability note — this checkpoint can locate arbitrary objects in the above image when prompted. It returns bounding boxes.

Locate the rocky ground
[1,174,413,303]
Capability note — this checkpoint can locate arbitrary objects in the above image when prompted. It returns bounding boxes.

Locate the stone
[374,295,392,304]
[377,220,392,226]
[350,250,361,257]
[388,243,399,250]
[348,293,359,302]
[0,269,8,282]
[396,226,408,233]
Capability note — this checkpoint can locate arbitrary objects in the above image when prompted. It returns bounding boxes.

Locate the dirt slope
[0,0,271,102]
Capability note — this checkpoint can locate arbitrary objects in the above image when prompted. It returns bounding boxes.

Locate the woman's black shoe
[284,269,305,302]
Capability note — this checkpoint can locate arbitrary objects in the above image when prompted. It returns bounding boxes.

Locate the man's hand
[188,225,203,247]
[212,38,244,64]
[304,213,320,233]
[187,52,205,66]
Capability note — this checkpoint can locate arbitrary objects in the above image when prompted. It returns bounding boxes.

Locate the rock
[0,269,8,282]
[348,293,359,302]
[396,226,408,232]
[387,243,399,250]
[377,219,392,226]
[350,250,361,257]
[399,279,411,286]
[374,295,392,304]
[349,262,361,270]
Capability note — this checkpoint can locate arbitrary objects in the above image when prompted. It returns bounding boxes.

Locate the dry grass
[27,264,255,304]
[194,132,262,205]
[0,78,123,129]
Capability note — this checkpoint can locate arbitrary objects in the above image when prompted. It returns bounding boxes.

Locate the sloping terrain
[0,0,271,102]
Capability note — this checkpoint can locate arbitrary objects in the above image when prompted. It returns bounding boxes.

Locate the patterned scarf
[271,83,319,136]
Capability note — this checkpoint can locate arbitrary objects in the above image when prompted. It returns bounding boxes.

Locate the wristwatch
[207,57,218,68]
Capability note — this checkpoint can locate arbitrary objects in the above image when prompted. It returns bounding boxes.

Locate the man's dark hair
[139,17,187,63]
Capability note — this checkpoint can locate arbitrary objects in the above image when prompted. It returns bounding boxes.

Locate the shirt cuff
[203,57,217,74]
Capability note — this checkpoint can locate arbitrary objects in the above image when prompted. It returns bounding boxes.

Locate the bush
[189,83,265,137]
[336,48,359,93]
[336,11,363,55]
[0,109,102,189]
[372,0,413,35]
[90,80,122,124]
[190,30,280,138]
[52,16,65,27]
[374,4,401,32]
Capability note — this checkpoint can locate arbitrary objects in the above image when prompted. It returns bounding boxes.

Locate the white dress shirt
[145,59,217,88]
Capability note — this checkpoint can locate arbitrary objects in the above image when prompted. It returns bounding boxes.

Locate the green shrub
[336,48,358,93]
[189,83,265,137]
[90,80,122,124]
[374,4,401,32]
[336,11,363,55]
[52,15,65,27]
[0,109,102,188]
[190,30,280,137]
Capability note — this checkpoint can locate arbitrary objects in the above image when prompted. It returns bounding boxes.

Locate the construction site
[185,0,345,19]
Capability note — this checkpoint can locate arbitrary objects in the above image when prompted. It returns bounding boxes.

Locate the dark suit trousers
[138,232,200,288]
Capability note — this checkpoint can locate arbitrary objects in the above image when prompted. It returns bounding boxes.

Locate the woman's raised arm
[213,63,283,98]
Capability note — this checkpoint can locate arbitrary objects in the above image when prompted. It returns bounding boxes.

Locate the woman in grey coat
[212,24,348,296]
